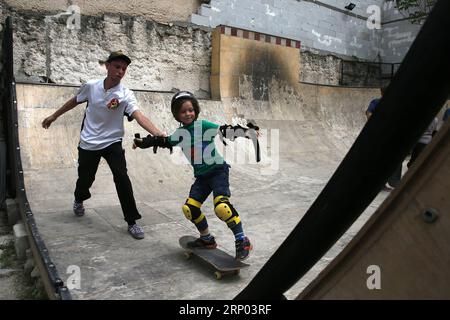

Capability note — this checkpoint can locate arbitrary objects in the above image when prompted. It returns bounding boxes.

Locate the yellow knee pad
[182,198,205,224]
[214,195,241,226]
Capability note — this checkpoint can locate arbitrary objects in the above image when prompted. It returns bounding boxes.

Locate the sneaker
[187,236,217,249]
[235,237,252,260]
[128,224,145,240]
[73,201,85,217]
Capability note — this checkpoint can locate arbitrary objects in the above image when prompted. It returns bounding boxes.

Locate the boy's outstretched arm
[133,134,173,155]
[42,97,79,129]
[131,110,165,137]
[219,123,261,162]
[218,123,260,140]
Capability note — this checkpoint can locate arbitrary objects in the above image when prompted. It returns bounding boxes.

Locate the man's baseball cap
[106,51,131,65]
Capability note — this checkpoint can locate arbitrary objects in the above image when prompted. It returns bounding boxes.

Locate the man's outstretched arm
[42,96,79,129]
[131,110,165,137]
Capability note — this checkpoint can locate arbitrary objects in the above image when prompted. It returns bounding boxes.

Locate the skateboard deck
[179,235,250,279]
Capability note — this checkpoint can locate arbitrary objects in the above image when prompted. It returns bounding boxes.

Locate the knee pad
[182,198,205,224]
[214,195,241,227]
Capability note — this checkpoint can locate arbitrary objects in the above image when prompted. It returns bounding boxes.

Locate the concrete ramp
[17,82,387,299]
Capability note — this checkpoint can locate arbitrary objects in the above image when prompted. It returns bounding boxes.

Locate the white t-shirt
[76,78,139,150]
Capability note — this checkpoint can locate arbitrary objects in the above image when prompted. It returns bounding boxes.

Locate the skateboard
[179,235,250,280]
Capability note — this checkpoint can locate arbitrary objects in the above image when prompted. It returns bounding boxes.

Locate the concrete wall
[211,26,300,100]
[2,0,203,24]
[2,5,346,92]
[300,50,341,85]
[9,11,212,98]
[192,0,385,61]
[381,21,421,63]
[191,0,425,64]
[16,82,377,173]
[380,1,422,63]
[1,0,420,92]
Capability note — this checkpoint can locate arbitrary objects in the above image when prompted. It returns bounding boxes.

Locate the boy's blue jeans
[189,164,231,203]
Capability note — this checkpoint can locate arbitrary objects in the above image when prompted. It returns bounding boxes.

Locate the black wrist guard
[219,123,259,141]
[134,135,168,148]
[218,122,261,162]
[134,134,173,154]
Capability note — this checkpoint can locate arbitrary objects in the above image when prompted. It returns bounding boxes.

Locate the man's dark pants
[74,141,141,224]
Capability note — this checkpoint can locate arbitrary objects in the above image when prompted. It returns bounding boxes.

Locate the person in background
[407,117,438,168]
[366,86,402,189]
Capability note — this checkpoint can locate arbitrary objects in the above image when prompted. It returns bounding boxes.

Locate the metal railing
[340,60,401,87]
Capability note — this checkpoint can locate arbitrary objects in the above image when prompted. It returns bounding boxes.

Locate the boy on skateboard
[133,91,256,260]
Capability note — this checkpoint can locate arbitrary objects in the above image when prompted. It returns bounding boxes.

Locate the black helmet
[170,91,200,122]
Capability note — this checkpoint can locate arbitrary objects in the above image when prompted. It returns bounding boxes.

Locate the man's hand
[42,97,79,129]
[42,114,57,129]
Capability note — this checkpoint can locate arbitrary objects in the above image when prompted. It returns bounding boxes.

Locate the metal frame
[2,16,71,300]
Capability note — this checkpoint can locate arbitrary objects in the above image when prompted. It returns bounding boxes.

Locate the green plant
[395,0,437,24]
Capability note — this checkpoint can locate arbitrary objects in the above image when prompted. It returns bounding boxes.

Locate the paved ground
[16,82,391,299]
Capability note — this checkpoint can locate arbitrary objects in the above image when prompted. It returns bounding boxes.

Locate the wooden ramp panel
[297,121,450,299]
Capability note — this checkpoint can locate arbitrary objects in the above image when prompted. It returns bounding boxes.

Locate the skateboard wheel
[214,271,223,280]
[184,252,192,259]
